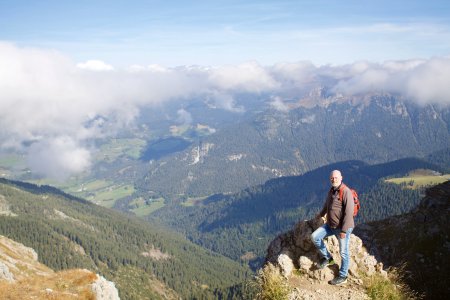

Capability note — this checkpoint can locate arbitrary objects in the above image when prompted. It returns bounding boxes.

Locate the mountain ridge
[0,178,251,299]
[137,95,450,198]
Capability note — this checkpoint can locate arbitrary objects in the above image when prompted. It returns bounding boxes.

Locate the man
[310,170,355,285]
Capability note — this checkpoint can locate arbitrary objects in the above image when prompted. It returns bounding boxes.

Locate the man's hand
[339,232,346,239]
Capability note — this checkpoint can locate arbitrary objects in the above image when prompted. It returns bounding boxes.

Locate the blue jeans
[311,224,353,277]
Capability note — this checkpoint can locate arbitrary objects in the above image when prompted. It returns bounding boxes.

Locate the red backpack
[338,184,360,217]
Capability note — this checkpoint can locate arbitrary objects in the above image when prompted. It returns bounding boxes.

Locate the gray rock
[0,261,14,282]
[91,274,120,300]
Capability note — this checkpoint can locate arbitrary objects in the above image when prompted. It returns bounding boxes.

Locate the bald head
[330,170,343,188]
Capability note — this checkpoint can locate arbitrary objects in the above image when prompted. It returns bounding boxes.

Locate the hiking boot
[329,276,347,285]
[317,257,335,269]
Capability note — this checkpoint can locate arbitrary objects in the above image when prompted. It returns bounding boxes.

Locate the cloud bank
[270,96,289,112]
[0,42,449,178]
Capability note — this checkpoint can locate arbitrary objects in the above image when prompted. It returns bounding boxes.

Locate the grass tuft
[364,266,422,300]
[253,263,290,300]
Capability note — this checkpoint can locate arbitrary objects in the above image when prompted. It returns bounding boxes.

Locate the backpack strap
[338,183,348,202]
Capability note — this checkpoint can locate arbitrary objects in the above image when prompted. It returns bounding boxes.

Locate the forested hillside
[0,178,251,299]
[137,95,450,198]
[149,158,445,269]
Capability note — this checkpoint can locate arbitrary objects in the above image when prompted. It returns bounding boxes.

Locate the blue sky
[1,0,450,67]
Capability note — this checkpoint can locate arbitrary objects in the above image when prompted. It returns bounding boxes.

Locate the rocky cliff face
[354,180,450,300]
[0,235,120,300]
[265,216,387,300]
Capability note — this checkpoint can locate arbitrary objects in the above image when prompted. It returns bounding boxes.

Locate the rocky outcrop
[265,216,387,299]
[0,235,120,299]
[266,216,386,281]
[91,275,120,300]
[264,181,450,299]
[0,235,43,281]
[0,261,14,282]
[0,194,17,217]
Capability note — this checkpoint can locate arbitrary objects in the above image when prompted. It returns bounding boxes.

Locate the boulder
[91,274,120,300]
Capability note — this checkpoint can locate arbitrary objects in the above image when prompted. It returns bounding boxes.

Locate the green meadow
[58,179,134,208]
[385,174,450,189]
[181,196,209,207]
[91,184,135,208]
[130,197,165,216]
[97,138,146,161]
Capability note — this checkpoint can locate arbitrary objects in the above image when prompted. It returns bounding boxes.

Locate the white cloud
[330,58,450,105]
[0,43,272,177]
[271,61,317,84]
[332,67,391,95]
[127,64,170,73]
[27,136,91,180]
[147,64,170,73]
[0,43,201,177]
[1,42,449,178]
[206,91,245,113]
[76,60,114,71]
[208,61,278,92]
[405,57,450,105]
[269,58,450,105]
[176,109,193,125]
[269,96,289,112]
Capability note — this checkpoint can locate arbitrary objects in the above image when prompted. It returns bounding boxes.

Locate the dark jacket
[319,183,355,232]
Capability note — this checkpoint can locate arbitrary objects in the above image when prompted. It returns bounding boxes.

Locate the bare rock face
[277,252,295,278]
[0,261,14,282]
[266,217,386,280]
[91,274,120,300]
[0,234,44,281]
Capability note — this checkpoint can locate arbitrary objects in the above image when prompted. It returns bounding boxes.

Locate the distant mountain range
[0,178,250,299]
[2,91,448,219]
[1,88,449,299]
[137,94,450,198]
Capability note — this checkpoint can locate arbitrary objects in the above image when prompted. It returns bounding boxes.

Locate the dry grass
[364,266,422,300]
[0,269,97,299]
[252,263,290,300]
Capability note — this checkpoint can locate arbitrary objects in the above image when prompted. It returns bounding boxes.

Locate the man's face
[330,171,342,188]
